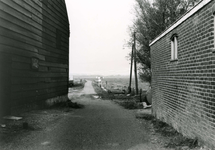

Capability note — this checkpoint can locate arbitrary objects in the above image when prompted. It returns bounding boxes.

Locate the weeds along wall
[0,0,70,116]
[150,1,215,148]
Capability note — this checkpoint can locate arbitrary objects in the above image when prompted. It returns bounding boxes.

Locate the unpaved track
[80,80,97,95]
[0,80,165,150]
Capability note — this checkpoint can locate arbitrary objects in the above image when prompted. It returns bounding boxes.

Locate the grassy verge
[71,83,85,90]
[91,81,142,109]
[113,99,142,109]
[48,99,84,110]
[137,113,199,149]
[91,81,115,100]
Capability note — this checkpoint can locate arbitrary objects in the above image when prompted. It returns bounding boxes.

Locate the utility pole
[133,32,138,95]
[128,45,134,93]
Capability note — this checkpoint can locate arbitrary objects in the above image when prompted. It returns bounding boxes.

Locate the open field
[101,77,149,91]
[76,76,150,92]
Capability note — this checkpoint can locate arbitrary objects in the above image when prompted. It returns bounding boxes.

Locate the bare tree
[127,0,201,83]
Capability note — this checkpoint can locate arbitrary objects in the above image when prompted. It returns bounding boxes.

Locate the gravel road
[0,80,165,150]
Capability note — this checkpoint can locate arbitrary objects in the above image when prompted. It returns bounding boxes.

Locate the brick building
[150,0,215,148]
[0,0,70,117]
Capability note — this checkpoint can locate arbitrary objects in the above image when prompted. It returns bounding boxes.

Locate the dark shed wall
[0,0,69,111]
[151,1,215,148]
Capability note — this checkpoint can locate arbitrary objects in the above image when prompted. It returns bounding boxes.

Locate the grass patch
[137,114,199,149]
[50,100,84,109]
[114,100,141,109]
[69,80,86,90]
[92,81,142,109]
[91,82,115,100]
[166,136,198,149]
[136,113,154,120]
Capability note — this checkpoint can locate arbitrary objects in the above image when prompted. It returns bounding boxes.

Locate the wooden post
[128,45,134,93]
[133,32,139,95]
[140,88,142,102]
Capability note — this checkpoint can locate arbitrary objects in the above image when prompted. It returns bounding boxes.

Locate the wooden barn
[0,0,70,117]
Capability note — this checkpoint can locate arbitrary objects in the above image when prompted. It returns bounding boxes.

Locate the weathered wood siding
[0,0,70,113]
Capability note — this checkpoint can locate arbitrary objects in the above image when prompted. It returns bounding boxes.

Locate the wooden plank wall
[0,0,70,110]
[0,53,11,117]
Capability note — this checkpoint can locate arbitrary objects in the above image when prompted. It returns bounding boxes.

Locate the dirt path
[68,80,96,97]
[0,80,168,150]
[80,80,97,95]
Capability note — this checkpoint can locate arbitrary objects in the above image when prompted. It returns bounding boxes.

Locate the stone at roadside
[1,124,6,128]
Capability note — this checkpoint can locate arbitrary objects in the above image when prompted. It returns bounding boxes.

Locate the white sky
[65,0,135,76]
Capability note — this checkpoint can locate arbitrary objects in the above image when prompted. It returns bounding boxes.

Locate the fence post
[140,88,142,102]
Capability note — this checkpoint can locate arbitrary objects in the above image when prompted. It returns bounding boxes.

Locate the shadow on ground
[136,111,200,150]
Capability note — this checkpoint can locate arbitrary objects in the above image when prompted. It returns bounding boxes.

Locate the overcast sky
[65,0,136,76]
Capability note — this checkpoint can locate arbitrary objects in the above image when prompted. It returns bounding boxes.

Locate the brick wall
[150,1,215,148]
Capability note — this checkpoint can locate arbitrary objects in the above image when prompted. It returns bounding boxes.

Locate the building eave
[149,0,212,47]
